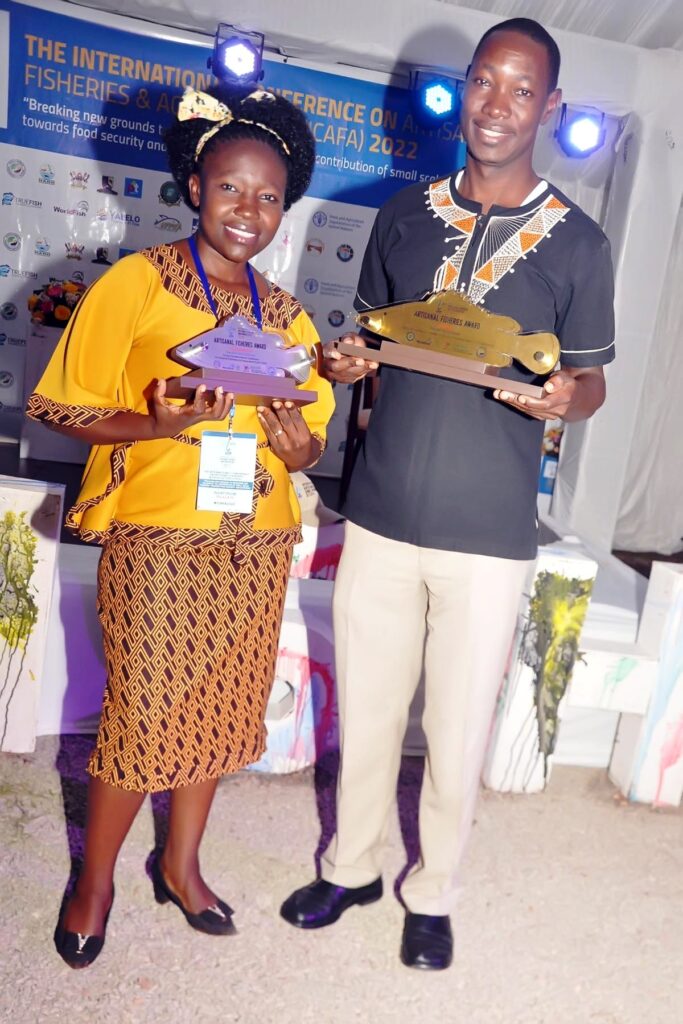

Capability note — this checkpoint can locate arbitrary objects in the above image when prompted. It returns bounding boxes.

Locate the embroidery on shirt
[428,180,570,303]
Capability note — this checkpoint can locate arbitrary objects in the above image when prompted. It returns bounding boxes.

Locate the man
[281,18,615,970]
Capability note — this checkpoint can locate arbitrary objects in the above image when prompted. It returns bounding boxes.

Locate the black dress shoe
[151,856,236,936]
[400,912,453,970]
[54,887,114,970]
[280,877,382,929]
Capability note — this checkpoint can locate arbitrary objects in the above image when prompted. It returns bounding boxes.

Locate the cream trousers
[321,522,531,915]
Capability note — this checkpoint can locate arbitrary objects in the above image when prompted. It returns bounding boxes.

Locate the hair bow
[177,87,289,160]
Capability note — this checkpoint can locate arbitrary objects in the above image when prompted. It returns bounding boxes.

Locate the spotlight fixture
[209,23,264,86]
[411,70,462,129]
[555,104,606,158]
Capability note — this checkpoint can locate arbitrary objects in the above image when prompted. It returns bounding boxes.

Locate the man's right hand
[322,333,379,384]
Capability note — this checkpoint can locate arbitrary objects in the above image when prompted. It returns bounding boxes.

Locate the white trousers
[321,522,531,915]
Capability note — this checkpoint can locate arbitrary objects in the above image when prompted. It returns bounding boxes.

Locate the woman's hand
[150,378,234,438]
[256,400,320,471]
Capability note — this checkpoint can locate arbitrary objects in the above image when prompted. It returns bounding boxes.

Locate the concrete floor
[1,736,681,1024]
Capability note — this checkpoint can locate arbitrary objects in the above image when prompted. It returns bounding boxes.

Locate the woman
[27,84,334,968]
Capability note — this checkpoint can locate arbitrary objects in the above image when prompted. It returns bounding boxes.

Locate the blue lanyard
[188,234,262,329]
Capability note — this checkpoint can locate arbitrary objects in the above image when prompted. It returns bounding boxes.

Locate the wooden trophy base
[336,340,545,399]
[164,368,317,406]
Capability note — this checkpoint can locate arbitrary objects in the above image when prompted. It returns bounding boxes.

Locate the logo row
[4,161,182,204]
[1,198,187,234]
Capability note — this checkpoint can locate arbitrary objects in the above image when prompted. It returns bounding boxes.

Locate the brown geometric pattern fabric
[25,392,124,428]
[143,244,304,330]
[88,533,294,792]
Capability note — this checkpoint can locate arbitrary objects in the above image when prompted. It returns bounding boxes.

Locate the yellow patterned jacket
[27,243,335,551]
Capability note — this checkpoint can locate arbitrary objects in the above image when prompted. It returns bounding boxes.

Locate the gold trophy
[336,290,560,399]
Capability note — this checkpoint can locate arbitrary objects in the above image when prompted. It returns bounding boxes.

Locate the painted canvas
[0,476,64,752]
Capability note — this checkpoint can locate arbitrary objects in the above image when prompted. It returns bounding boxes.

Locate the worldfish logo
[53,201,89,216]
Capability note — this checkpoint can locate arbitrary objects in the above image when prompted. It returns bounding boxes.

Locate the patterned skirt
[87,533,294,792]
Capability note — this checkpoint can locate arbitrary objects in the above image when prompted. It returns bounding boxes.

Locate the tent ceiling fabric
[65,0,683,53]
[437,0,683,52]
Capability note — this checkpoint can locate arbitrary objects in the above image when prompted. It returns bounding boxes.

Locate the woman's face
[188,137,287,269]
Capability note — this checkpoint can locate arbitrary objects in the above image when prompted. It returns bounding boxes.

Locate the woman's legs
[159,777,222,913]
[63,776,145,935]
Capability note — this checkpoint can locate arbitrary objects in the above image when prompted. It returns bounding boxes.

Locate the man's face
[460,30,561,171]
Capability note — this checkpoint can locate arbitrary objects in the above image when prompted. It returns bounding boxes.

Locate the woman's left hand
[257,401,318,471]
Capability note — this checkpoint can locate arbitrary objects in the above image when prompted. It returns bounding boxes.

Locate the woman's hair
[472,18,561,92]
[164,83,315,211]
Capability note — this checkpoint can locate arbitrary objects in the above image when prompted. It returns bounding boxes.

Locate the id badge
[197,431,257,513]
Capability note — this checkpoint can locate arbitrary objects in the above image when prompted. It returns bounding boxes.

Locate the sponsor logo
[191,216,199,232]
[3,233,21,252]
[0,333,25,347]
[96,207,109,221]
[34,237,51,257]
[38,164,56,185]
[109,210,141,226]
[97,175,118,195]
[69,171,90,189]
[0,264,37,280]
[65,242,84,260]
[312,211,327,228]
[159,180,181,206]
[337,243,354,262]
[328,309,345,328]
[306,238,324,255]
[3,193,42,208]
[303,278,319,294]
[6,159,25,178]
[92,247,112,265]
[124,177,143,198]
[53,200,88,216]
[71,270,85,283]
[154,215,181,232]
[1,302,18,320]
[0,370,15,388]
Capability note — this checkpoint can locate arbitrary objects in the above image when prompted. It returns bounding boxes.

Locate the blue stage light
[555,104,606,158]
[412,71,462,128]
[210,24,264,86]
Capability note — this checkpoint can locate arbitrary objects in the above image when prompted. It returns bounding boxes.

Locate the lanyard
[188,234,262,329]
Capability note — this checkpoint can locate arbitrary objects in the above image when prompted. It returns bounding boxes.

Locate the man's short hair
[472,18,561,93]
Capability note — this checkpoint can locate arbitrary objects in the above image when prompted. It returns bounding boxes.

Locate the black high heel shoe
[151,856,236,936]
[54,886,115,969]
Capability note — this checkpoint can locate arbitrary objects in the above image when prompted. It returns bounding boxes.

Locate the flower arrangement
[27,277,87,328]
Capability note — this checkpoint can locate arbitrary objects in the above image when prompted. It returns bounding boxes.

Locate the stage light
[209,23,264,86]
[411,71,462,128]
[555,104,606,158]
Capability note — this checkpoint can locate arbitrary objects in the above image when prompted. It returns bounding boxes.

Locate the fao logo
[303,278,319,294]
[337,244,354,262]
[312,211,327,228]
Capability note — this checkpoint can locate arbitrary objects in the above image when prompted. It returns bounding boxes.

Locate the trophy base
[164,369,317,406]
[336,341,545,399]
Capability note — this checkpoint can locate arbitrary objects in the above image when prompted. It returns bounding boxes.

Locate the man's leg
[281,522,427,927]
[401,549,531,916]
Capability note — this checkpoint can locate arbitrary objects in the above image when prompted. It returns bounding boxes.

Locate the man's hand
[493,365,606,422]
[321,333,379,384]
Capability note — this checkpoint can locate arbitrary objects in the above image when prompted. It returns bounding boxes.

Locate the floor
[0,738,681,1024]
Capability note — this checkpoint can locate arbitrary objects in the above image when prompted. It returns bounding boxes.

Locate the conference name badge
[197,430,257,514]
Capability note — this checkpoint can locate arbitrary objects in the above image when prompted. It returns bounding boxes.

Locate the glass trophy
[337,290,560,399]
[165,315,318,405]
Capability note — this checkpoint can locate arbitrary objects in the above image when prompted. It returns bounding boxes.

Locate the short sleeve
[353,204,392,313]
[26,255,152,429]
[557,233,615,368]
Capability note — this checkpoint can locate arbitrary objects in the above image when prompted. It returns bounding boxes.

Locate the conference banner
[0,0,465,471]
